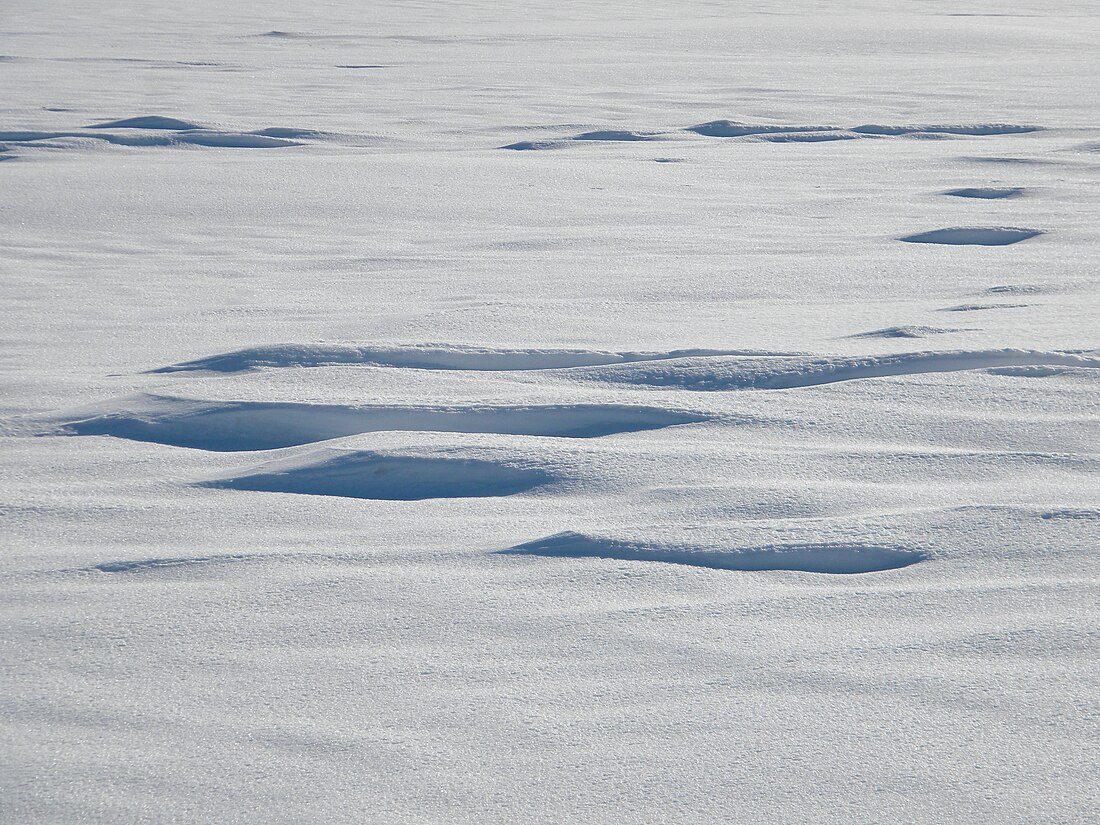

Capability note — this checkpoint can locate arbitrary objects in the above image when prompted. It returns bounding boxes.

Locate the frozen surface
[2,0,1099,823]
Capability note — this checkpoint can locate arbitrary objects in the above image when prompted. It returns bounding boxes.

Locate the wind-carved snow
[151,343,789,373]
[899,227,1043,245]
[86,116,207,130]
[849,326,966,339]
[685,120,843,137]
[4,3,1098,820]
[203,449,560,500]
[851,124,1041,136]
[502,531,927,574]
[943,187,1025,199]
[940,303,1030,312]
[0,115,342,152]
[49,394,711,450]
[570,349,1100,391]
[0,128,302,149]
[503,120,1041,149]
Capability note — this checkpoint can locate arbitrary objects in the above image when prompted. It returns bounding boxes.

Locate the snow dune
[503,531,927,574]
[849,326,965,339]
[685,120,840,137]
[86,116,206,130]
[152,343,783,373]
[851,124,1040,136]
[943,187,1025,199]
[572,349,1100,391]
[899,227,1043,245]
[502,121,1041,149]
[0,128,300,149]
[203,449,558,500]
[51,395,710,450]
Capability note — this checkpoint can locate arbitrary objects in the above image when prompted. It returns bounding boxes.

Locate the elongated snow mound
[85,116,205,130]
[151,343,786,373]
[852,124,1040,136]
[849,326,964,339]
[0,129,299,148]
[686,121,840,137]
[571,349,1100,391]
[943,187,1024,199]
[203,450,558,500]
[572,130,662,141]
[899,227,1042,245]
[503,532,927,574]
[53,395,710,450]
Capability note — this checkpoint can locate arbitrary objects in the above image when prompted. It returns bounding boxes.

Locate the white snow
[2,0,1099,822]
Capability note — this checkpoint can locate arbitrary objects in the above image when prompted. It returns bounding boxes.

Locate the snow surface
[2,0,1099,822]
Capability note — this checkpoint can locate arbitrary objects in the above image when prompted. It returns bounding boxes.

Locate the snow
[2,0,1099,822]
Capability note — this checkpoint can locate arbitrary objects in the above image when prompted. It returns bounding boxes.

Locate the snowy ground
[2,1,1099,822]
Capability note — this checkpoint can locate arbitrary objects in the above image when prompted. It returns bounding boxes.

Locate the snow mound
[940,303,1030,312]
[899,227,1042,245]
[0,129,300,149]
[500,140,569,150]
[203,450,558,500]
[174,131,301,148]
[849,326,964,339]
[503,531,927,574]
[853,124,1040,136]
[52,395,710,450]
[754,131,864,142]
[985,283,1060,297]
[85,116,205,130]
[986,366,1067,378]
[572,349,1100,391]
[248,127,324,138]
[152,343,784,373]
[944,187,1024,199]
[92,555,238,573]
[572,130,662,141]
[686,120,840,137]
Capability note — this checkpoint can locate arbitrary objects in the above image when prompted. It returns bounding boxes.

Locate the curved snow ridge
[986,365,1068,378]
[501,531,927,574]
[51,394,712,450]
[151,343,791,373]
[943,187,1025,199]
[502,129,666,149]
[0,129,302,149]
[570,349,1100,391]
[202,449,561,501]
[852,124,1041,136]
[940,303,1030,312]
[849,325,966,340]
[86,116,206,130]
[899,227,1042,246]
[572,129,664,142]
[90,555,249,573]
[686,121,843,137]
[751,131,865,143]
[1040,508,1100,521]
[504,120,1039,149]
